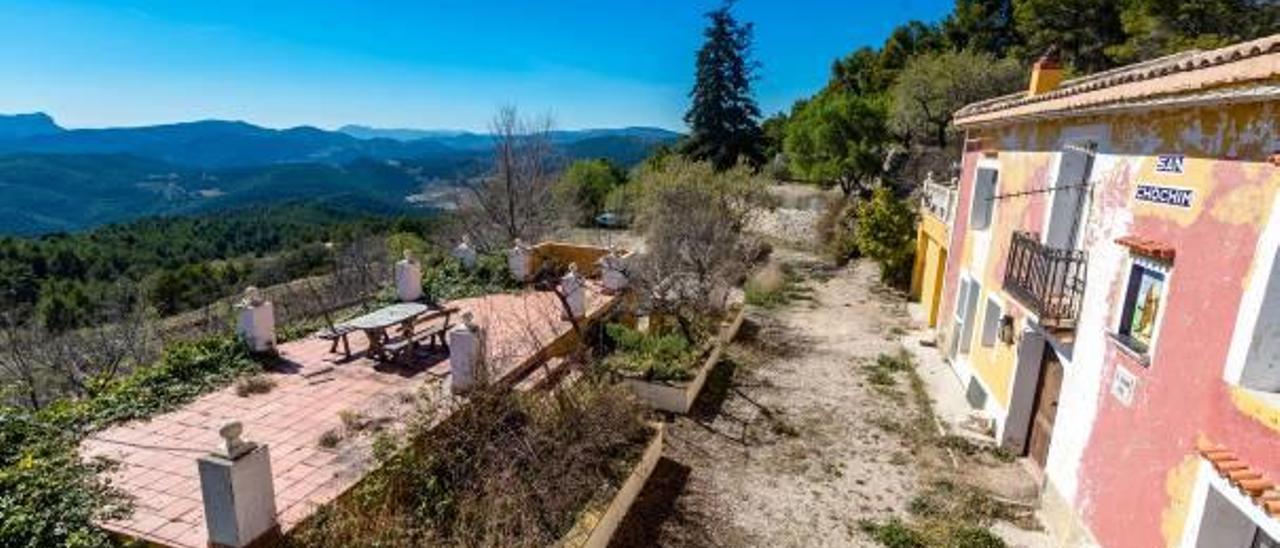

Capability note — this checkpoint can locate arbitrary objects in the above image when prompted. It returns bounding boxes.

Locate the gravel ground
[610,251,1049,548]
[612,258,922,547]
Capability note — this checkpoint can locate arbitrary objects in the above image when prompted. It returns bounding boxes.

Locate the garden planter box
[559,423,665,548]
[621,306,747,414]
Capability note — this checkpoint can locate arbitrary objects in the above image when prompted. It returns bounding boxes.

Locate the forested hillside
[0,203,434,331]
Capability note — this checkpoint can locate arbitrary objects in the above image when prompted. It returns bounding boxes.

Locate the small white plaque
[1111,364,1137,406]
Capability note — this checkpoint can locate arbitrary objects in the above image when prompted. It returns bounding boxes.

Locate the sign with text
[1155,154,1185,174]
[1135,184,1194,209]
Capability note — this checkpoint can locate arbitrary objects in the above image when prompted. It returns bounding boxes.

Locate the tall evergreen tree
[682,1,765,171]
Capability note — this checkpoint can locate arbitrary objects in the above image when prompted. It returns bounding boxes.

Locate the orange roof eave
[953,35,1280,130]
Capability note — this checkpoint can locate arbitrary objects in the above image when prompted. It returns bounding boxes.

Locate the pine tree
[682,1,764,171]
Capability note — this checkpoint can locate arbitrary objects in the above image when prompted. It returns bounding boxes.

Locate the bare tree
[459,106,563,250]
[0,284,159,408]
[0,312,47,408]
[628,164,765,342]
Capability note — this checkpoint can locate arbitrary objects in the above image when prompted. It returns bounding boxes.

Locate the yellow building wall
[913,214,950,327]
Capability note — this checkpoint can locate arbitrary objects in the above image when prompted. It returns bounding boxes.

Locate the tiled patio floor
[82,287,614,547]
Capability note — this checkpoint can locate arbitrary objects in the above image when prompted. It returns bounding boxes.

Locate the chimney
[1028,45,1063,97]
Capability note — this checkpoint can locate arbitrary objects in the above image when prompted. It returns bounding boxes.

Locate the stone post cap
[239,287,264,308]
[401,248,417,263]
[512,238,531,252]
[217,421,257,459]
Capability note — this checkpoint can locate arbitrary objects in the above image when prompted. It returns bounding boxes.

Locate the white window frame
[1224,191,1280,390]
[1112,254,1173,364]
[969,165,1000,232]
[981,294,1003,348]
[1179,459,1280,548]
[957,274,982,356]
[1041,140,1097,250]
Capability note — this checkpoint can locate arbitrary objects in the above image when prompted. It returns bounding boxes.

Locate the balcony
[921,175,958,225]
[1003,231,1087,329]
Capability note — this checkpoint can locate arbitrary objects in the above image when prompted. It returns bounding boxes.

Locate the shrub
[235,374,276,397]
[603,323,703,382]
[554,158,627,226]
[421,251,520,303]
[744,262,794,309]
[0,335,260,547]
[816,196,860,265]
[855,186,917,288]
[289,381,653,547]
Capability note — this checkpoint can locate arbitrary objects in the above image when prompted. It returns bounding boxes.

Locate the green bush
[603,323,702,382]
[421,252,520,302]
[0,335,260,547]
[554,158,627,226]
[855,186,916,288]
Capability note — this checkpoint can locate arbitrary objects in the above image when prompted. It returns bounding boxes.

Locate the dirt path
[612,257,924,547]
[611,247,1047,548]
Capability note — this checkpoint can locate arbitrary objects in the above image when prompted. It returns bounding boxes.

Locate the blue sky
[0,0,953,131]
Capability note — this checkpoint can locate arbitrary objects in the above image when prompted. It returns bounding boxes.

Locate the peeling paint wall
[940,100,1280,547]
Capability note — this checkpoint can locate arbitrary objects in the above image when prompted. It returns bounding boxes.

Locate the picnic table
[344,303,457,363]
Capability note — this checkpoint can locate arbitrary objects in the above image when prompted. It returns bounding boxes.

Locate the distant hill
[0,113,63,140]
[0,154,428,235]
[339,124,682,149]
[0,113,681,168]
[0,113,681,235]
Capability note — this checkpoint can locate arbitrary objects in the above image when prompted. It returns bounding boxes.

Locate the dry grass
[289,380,654,547]
[234,374,276,397]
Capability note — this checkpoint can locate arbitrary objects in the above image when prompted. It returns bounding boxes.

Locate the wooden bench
[317,324,357,358]
[382,337,415,365]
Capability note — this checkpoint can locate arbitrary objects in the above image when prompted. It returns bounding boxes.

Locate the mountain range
[0,113,681,235]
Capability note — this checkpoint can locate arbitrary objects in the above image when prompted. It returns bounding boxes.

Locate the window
[970,168,998,230]
[981,297,1002,347]
[1192,479,1280,548]
[1115,258,1168,358]
[1238,250,1280,392]
[958,279,981,355]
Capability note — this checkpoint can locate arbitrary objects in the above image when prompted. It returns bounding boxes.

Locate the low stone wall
[531,242,614,278]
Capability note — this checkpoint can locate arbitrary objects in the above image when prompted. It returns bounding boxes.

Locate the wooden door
[1027,346,1064,469]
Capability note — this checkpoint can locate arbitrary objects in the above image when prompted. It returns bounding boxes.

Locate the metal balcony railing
[1003,231,1087,329]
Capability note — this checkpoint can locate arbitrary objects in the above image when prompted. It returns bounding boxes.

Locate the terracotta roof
[1116,235,1176,261]
[1197,438,1280,519]
[954,34,1280,128]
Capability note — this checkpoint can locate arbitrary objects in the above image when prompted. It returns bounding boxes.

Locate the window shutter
[970,169,997,230]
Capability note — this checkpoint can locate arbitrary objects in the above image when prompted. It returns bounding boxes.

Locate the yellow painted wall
[914,213,950,327]
[965,285,1019,408]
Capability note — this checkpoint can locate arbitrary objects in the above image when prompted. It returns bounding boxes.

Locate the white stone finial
[561,263,586,319]
[241,286,262,307]
[461,311,476,330]
[218,421,254,459]
[402,248,415,263]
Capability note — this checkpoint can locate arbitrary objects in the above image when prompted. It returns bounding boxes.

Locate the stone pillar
[395,249,423,302]
[561,263,586,319]
[448,312,484,394]
[198,422,278,548]
[599,248,627,295]
[452,236,477,270]
[507,239,532,282]
[235,287,276,353]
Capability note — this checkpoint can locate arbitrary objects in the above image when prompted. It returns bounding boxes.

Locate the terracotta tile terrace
[81,285,616,548]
